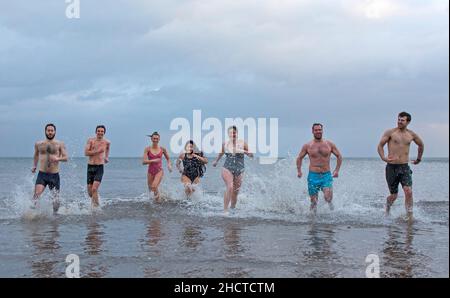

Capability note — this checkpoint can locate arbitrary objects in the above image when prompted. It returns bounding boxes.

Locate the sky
[0,0,448,158]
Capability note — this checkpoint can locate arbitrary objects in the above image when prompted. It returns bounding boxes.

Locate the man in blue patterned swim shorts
[296,123,343,213]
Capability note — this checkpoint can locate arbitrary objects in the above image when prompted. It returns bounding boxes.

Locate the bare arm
[377,130,391,162]
[105,141,111,163]
[296,144,308,178]
[84,139,97,157]
[58,142,68,162]
[32,143,39,173]
[142,147,151,165]
[162,147,172,172]
[412,132,424,164]
[213,143,225,167]
[330,141,343,177]
[193,152,208,164]
[176,153,184,172]
[244,142,254,158]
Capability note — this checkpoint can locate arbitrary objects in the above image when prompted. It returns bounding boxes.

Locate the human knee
[403,188,413,197]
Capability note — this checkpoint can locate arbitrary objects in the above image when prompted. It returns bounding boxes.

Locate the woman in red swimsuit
[142,132,172,203]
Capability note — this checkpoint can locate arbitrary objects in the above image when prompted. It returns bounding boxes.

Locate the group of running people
[30,111,424,218]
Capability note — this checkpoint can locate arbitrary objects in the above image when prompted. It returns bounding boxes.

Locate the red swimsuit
[147,148,163,176]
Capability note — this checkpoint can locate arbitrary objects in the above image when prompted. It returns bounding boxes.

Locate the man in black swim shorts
[84,125,110,209]
[31,124,68,213]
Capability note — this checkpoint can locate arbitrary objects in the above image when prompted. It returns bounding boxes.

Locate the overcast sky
[0,0,448,157]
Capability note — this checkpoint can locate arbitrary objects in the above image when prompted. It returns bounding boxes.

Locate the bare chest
[308,143,331,158]
[390,132,413,147]
[91,140,107,149]
[38,142,60,155]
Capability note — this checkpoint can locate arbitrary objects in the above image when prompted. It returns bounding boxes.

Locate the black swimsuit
[182,153,205,183]
[224,153,245,177]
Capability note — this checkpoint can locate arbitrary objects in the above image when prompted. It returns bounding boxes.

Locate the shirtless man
[296,123,343,213]
[84,125,110,208]
[31,124,68,213]
[377,112,424,218]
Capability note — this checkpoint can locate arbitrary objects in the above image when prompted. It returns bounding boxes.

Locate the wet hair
[45,123,56,131]
[96,125,106,133]
[312,123,323,130]
[185,140,199,153]
[398,112,412,122]
[228,126,238,132]
[150,132,160,138]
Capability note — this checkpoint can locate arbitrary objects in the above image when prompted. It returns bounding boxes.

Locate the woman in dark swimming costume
[176,140,208,197]
[213,126,253,215]
[142,132,172,203]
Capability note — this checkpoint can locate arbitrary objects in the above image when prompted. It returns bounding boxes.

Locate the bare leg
[182,176,193,197]
[310,195,318,214]
[231,174,243,209]
[385,193,398,216]
[51,189,60,214]
[323,188,334,210]
[150,171,164,203]
[403,186,413,219]
[32,184,46,208]
[91,181,101,208]
[87,184,93,198]
[221,169,234,214]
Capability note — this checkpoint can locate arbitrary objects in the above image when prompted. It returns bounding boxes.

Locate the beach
[0,157,448,278]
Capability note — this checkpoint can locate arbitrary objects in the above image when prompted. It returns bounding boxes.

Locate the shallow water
[0,157,448,277]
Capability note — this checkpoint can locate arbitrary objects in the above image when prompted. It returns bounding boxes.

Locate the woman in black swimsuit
[176,140,208,197]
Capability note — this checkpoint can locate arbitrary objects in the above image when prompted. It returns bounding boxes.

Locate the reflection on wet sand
[84,220,106,255]
[301,223,339,277]
[141,218,165,277]
[181,224,203,250]
[223,222,249,278]
[27,220,61,278]
[83,219,108,278]
[146,219,164,248]
[382,220,429,278]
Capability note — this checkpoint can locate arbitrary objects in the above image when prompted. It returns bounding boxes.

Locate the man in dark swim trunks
[85,125,110,209]
[377,112,424,219]
[31,124,68,214]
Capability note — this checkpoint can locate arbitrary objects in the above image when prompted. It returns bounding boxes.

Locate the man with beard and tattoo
[31,124,68,214]
[296,123,343,214]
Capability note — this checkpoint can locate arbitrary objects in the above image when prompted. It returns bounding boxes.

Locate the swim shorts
[385,163,412,194]
[87,164,104,185]
[307,171,333,196]
[36,171,60,191]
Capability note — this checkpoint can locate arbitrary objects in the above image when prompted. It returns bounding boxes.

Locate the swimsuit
[148,148,163,176]
[385,163,412,194]
[87,164,104,184]
[307,171,333,196]
[224,152,245,177]
[182,153,205,183]
[35,171,60,191]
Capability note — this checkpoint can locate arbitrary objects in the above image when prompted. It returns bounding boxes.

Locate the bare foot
[385,200,392,216]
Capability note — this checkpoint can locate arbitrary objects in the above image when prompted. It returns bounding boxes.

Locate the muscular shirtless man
[296,123,343,213]
[377,112,424,218]
[31,124,68,214]
[85,125,110,208]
